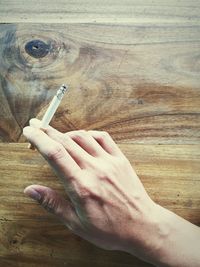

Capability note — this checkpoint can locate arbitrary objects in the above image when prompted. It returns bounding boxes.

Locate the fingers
[24,185,81,232]
[28,118,122,161]
[29,119,106,168]
[23,126,81,179]
[30,118,106,157]
[29,118,43,129]
[88,130,123,156]
[66,130,107,157]
[41,126,95,169]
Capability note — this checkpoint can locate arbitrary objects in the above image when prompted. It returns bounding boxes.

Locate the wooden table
[0,1,200,266]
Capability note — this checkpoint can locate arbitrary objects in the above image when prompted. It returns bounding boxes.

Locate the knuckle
[98,173,110,183]
[99,131,110,140]
[68,130,87,139]
[75,130,87,137]
[62,133,71,143]
[39,196,58,214]
[77,183,96,202]
[72,130,88,141]
[102,164,116,177]
[46,144,65,161]
[77,130,87,135]
[98,157,127,175]
[102,131,110,137]
[79,187,91,200]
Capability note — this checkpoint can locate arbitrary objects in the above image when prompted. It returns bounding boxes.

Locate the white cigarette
[41,84,68,128]
[28,84,68,149]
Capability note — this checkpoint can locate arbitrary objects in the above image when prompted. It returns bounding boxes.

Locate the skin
[23,119,200,267]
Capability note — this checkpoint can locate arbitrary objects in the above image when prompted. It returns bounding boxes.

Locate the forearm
[126,204,200,267]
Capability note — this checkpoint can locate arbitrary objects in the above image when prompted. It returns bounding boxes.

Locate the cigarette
[41,84,68,128]
[28,84,68,149]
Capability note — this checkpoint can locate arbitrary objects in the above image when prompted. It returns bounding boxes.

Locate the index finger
[23,126,81,181]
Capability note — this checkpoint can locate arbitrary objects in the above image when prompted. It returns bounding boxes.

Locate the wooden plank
[0,24,200,143]
[0,143,199,223]
[0,220,153,267]
[0,143,199,266]
[0,0,200,24]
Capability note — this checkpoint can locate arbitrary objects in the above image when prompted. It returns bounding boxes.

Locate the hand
[23,119,161,261]
[23,119,200,267]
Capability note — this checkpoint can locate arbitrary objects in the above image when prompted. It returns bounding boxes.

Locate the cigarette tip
[56,84,69,100]
[60,84,69,93]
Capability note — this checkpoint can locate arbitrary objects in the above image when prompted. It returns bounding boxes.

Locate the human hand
[23,119,164,264]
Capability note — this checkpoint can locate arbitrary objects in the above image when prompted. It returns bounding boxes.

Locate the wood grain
[0,143,199,266]
[0,2,200,266]
[0,0,200,24]
[0,23,200,143]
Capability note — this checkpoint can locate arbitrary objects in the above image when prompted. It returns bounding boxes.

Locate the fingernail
[25,188,41,201]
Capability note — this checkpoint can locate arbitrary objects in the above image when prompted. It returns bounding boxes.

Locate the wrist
[149,205,200,267]
[122,202,172,265]
[148,204,174,266]
[124,202,200,267]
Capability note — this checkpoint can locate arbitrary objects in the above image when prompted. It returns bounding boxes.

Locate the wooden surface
[0,143,200,267]
[1,0,200,24]
[0,1,200,266]
[1,23,200,143]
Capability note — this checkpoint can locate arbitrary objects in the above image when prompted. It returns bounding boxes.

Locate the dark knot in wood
[25,40,50,58]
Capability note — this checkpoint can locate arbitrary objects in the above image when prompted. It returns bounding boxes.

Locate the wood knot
[25,39,50,58]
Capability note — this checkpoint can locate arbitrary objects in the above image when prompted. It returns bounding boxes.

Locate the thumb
[24,185,81,232]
